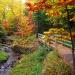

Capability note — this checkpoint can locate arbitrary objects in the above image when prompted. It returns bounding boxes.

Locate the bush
[0,24,7,38]
[42,51,72,75]
[12,39,33,54]
[0,51,8,63]
[12,45,32,54]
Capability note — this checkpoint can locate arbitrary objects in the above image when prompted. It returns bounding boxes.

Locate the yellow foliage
[43,28,65,42]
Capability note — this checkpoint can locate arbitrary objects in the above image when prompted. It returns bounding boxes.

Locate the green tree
[33,10,51,33]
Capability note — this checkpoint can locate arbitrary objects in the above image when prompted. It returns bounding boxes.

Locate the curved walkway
[49,41,75,67]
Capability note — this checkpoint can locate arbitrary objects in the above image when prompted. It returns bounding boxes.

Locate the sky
[22,0,27,3]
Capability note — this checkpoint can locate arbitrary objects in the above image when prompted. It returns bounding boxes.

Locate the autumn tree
[0,0,26,35]
[25,0,52,37]
[13,13,35,36]
[26,0,75,74]
[32,10,52,33]
[57,0,75,74]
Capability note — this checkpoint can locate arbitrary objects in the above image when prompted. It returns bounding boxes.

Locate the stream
[0,44,16,75]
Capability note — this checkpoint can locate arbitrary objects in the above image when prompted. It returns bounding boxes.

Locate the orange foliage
[14,13,35,36]
[25,0,52,12]
[57,0,75,6]
[26,0,75,15]
[52,11,61,16]
[26,0,61,17]
[72,32,75,38]
[3,19,9,29]
[63,36,71,40]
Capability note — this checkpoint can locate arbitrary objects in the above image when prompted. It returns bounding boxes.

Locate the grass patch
[42,51,72,75]
[10,45,52,75]
[0,51,8,62]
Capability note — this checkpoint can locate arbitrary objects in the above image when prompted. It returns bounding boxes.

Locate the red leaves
[14,13,35,36]
[72,32,75,38]
[53,11,60,16]
[25,0,52,12]
[3,19,9,29]
[26,0,75,13]
[25,2,32,7]
[25,2,35,11]
[68,0,75,5]
[45,4,52,9]
[39,0,47,3]
[57,0,75,6]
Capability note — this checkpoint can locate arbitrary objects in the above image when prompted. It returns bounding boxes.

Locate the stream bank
[0,44,20,75]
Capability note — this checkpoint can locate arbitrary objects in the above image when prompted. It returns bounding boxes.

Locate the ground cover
[10,44,52,75]
[10,42,71,75]
[0,51,8,63]
[42,51,72,75]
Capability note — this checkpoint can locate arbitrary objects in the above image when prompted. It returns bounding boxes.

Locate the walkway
[38,37,75,67]
[49,41,75,67]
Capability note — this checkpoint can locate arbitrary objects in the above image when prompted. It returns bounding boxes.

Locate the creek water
[0,45,16,75]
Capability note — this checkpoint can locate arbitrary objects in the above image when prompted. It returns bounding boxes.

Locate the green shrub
[0,51,8,63]
[42,51,72,75]
[0,25,7,39]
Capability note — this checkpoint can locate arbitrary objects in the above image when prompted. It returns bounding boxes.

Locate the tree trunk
[66,6,75,75]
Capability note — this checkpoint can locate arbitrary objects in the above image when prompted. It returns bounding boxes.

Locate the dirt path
[38,37,75,68]
[49,41,75,67]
